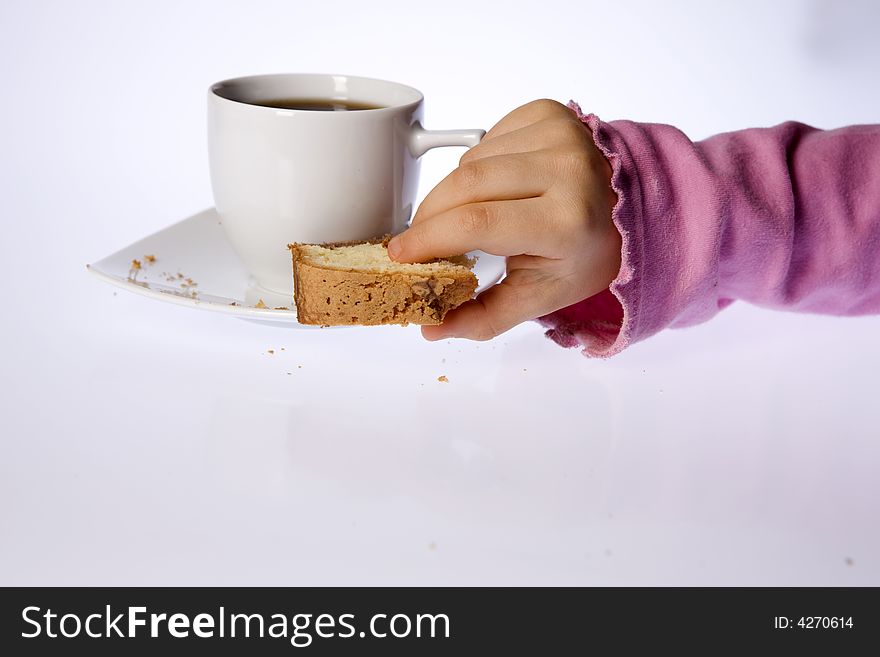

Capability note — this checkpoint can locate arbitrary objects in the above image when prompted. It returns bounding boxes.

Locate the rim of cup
[209,72,424,114]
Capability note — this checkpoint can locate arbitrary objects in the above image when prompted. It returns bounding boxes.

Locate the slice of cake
[288,237,477,326]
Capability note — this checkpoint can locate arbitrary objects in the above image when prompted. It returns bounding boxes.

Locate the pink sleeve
[537,103,880,357]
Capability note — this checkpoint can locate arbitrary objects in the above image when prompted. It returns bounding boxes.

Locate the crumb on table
[254,298,267,309]
[130,259,141,270]
[144,254,156,264]
[437,375,449,383]
[267,349,274,355]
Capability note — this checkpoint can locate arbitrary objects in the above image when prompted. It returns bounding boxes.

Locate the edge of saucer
[85,263,303,323]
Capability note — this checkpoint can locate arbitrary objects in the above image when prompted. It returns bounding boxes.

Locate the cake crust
[289,242,478,326]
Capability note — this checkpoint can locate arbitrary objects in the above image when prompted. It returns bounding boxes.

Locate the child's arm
[389,100,880,356]
[543,104,880,356]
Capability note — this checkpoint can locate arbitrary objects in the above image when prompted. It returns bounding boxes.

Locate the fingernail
[387,237,402,260]
[426,333,451,341]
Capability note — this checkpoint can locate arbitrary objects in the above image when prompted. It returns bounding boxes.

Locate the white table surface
[1,0,878,586]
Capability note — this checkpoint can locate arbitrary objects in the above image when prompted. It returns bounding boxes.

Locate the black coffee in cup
[246,98,384,111]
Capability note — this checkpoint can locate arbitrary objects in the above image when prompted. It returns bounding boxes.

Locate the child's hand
[388,99,621,341]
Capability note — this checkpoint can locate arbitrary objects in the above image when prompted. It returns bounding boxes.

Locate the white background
[1,0,878,585]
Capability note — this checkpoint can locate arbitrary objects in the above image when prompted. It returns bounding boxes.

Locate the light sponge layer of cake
[289,239,478,326]
[296,242,476,273]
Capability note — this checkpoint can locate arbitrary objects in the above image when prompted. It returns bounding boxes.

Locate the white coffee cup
[207,73,485,293]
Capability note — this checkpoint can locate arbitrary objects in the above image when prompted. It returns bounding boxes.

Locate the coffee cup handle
[408,122,485,158]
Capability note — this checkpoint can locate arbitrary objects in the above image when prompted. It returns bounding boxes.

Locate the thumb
[422,270,567,341]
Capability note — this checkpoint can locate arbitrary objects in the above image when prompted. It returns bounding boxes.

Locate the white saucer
[87,208,506,327]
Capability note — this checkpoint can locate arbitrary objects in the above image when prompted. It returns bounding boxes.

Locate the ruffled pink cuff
[536,102,639,358]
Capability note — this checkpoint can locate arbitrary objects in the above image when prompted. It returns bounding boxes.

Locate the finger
[421,269,566,341]
[482,98,570,142]
[390,197,561,262]
[413,152,554,224]
[505,253,550,270]
[461,118,573,164]
[461,124,550,164]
